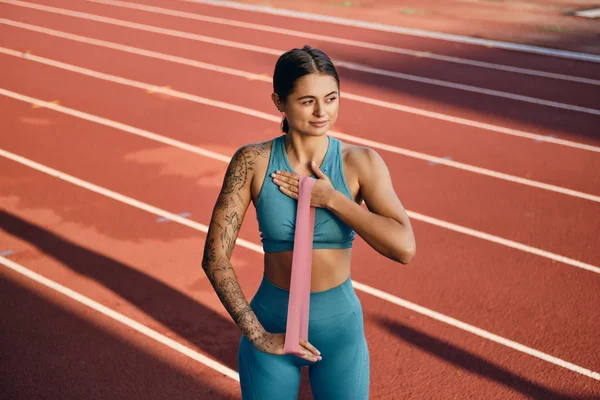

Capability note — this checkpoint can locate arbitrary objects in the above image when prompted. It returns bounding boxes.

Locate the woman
[202,45,416,400]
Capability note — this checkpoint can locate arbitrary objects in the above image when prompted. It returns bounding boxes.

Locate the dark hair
[273,45,339,133]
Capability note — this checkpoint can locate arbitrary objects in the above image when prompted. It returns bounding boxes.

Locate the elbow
[388,220,416,265]
[396,246,416,265]
[201,241,222,272]
[391,238,416,265]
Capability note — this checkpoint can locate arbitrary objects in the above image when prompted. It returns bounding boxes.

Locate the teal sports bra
[255,134,355,253]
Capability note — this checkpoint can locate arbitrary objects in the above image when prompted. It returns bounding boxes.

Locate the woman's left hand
[272,161,336,208]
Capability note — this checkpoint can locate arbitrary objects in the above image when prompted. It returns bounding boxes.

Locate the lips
[310,120,328,127]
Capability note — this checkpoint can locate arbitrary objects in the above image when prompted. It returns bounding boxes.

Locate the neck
[284,132,329,171]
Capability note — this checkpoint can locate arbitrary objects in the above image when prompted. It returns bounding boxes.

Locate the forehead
[292,73,338,97]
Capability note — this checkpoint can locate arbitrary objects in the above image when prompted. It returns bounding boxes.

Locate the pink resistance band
[283,176,317,356]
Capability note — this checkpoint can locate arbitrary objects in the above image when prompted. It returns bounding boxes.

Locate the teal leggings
[238,275,370,399]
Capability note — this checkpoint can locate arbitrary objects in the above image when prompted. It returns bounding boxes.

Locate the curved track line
[4,0,600,115]
[3,19,599,153]
[181,0,600,63]
[1,51,598,203]
[86,0,600,86]
[0,150,598,381]
[1,89,599,275]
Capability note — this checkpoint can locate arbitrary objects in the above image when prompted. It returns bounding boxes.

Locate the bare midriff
[263,248,352,292]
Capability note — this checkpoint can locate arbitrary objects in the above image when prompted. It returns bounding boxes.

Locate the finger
[274,170,300,179]
[300,339,321,357]
[310,161,326,179]
[273,171,299,183]
[299,345,322,362]
[273,174,299,187]
[298,348,319,362]
[303,353,320,362]
[279,186,299,199]
[273,179,299,194]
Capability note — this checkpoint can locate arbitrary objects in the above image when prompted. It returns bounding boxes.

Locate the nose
[314,101,326,118]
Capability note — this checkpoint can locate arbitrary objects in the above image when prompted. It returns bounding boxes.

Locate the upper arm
[202,145,258,267]
[354,148,411,228]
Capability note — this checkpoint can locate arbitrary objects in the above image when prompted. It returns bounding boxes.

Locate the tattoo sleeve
[201,143,269,343]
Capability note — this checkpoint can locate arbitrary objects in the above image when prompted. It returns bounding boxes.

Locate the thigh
[308,307,370,400]
[238,335,302,400]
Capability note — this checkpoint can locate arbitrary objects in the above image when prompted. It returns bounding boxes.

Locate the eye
[302,99,314,105]
[327,97,337,103]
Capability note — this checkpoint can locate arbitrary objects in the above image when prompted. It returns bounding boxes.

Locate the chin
[309,124,332,135]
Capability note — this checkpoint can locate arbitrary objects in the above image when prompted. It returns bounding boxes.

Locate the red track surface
[1,0,599,399]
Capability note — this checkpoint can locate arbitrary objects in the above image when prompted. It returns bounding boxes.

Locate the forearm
[202,260,266,342]
[327,191,415,263]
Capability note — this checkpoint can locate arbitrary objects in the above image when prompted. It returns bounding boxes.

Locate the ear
[271,93,284,112]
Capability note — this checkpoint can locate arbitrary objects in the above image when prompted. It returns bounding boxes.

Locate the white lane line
[334,60,600,115]
[1,90,599,276]
[1,150,599,381]
[3,20,599,153]
[0,146,261,252]
[574,9,600,19]
[350,280,600,381]
[4,1,600,116]
[181,0,600,64]
[85,0,600,86]
[0,256,240,381]
[2,51,599,203]
[406,211,600,274]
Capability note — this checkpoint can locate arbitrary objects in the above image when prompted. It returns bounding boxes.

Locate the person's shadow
[0,276,237,400]
[0,210,242,371]
[376,317,598,399]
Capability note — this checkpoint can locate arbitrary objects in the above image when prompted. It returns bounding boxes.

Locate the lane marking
[32,99,59,108]
[535,135,556,143]
[1,152,599,381]
[0,256,240,381]
[157,211,191,222]
[1,93,599,274]
[428,156,452,166]
[3,1,600,115]
[574,9,600,18]
[0,250,15,256]
[3,51,599,203]
[180,0,600,63]
[247,73,269,81]
[146,85,171,94]
[335,60,600,115]
[3,21,599,153]
[350,279,600,381]
[85,0,600,86]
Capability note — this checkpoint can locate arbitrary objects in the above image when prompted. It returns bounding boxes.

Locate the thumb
[311,161,326,179]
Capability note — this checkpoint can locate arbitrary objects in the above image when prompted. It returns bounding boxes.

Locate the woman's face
[276,73,339,136]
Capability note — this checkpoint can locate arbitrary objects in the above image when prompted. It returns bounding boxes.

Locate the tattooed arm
[201,143,272,348]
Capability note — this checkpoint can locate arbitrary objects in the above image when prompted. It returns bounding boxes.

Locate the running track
[1,0,599,399]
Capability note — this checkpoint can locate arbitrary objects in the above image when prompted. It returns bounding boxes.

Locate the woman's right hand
[251,332,322,363]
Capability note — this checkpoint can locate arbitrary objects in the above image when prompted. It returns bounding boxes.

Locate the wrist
[248,326,268,343]
[326,189,343,211]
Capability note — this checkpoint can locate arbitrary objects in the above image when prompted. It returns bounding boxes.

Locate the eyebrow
[296,91,338,101]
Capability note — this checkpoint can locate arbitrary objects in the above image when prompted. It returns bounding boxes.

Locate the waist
[250,273,359,321]
[263,248,352,292]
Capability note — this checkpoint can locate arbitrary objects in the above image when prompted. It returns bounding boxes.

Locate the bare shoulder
[221,140,271,195]
[233,139,275,201]
[339,142,387,201]
[341,142,384,173]
[233,140,273,173]
[237,139,272,164]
